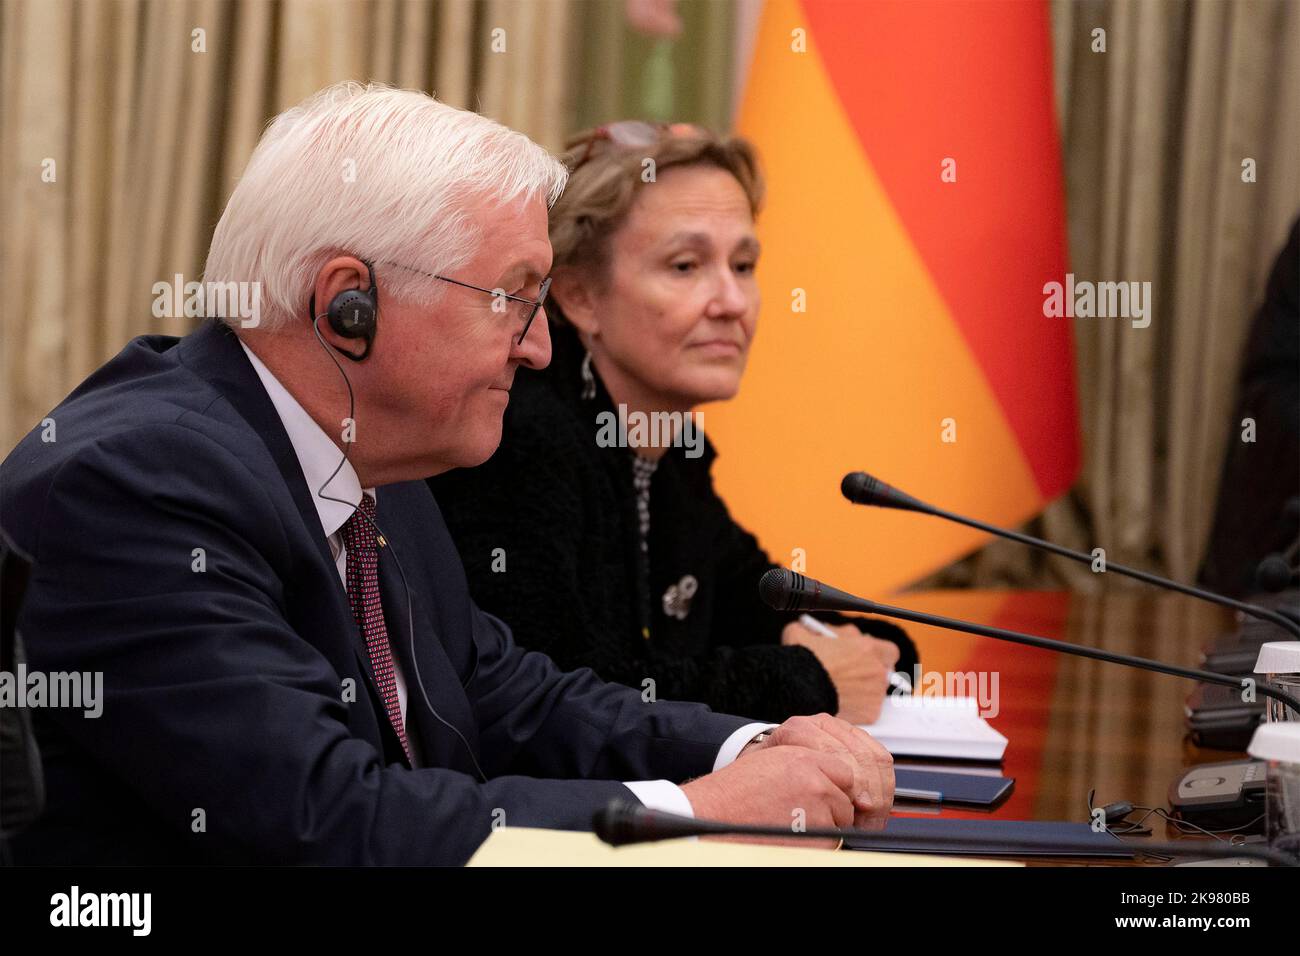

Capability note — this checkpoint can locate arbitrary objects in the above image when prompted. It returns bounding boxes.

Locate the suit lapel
[175,322,398,749]
[176,322,339,574]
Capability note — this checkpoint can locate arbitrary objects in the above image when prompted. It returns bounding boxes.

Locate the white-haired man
[0,83,892,864]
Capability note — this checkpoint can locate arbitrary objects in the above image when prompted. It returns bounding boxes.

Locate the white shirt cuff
[623,723,778,819]
[713,721,779,772]
[624,780,695,818]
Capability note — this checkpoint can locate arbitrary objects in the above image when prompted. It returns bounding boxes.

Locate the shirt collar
[239,340,371,539]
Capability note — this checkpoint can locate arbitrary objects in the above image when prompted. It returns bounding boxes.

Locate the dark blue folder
[894,768,1014,808]
[845,818,1136,858]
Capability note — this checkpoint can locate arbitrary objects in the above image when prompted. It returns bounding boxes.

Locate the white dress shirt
[239,341,771,817]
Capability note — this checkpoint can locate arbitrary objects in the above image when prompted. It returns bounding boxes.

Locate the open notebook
[859,696,1008,761]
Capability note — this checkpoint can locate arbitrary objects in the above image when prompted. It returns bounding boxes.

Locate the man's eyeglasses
[379,259,551,344]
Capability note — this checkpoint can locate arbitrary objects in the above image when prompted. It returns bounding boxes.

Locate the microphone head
[759,567,876,615]
[840,471,929,512]
[592,798,708,846]
[591,799,650,846]
[759,567,799,612]
[1257,554,1295,593]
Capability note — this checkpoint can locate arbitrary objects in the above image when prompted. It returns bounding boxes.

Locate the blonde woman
[431,122,916,724]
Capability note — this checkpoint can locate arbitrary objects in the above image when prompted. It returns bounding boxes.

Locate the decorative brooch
[662,574,699,621]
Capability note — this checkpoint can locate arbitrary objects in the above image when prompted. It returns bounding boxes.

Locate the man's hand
[740,713,894,830]
[680,745,858,847]
[782,621,900,723]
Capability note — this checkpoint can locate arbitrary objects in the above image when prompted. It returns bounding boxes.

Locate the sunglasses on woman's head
[572,120,708,170]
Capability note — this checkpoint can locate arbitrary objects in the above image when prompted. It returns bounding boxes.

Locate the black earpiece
[313,259,379,362]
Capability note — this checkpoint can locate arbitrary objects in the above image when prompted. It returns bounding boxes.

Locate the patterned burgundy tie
[340,494,411,762]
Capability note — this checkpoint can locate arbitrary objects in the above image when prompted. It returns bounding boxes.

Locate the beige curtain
[0,0,734,454]
[926,0,1300,590]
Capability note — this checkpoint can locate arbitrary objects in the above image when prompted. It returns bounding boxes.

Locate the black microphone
[593,797,712,845]
[590,799,1298,866]
[840,471,1300,640]
[1257,554,1297,594]
[758,568,1300,716]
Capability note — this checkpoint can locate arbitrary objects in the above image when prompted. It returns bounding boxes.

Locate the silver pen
[799,613,912,693]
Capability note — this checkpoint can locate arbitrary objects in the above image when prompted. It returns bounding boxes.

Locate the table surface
[883,588,1255,863]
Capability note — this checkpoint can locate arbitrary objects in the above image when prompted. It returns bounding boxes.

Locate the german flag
[706,0,1080,595]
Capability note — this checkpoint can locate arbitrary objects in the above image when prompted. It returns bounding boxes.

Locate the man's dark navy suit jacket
[0,320,752,865]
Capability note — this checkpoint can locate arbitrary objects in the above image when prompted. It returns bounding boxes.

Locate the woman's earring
[580,349,596,400]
